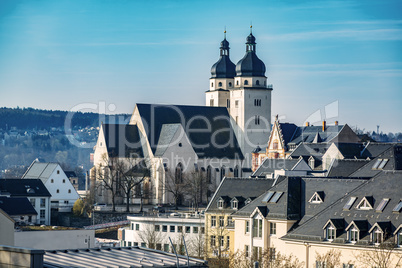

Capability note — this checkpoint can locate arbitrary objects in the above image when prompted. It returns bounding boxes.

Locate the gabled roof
[331,143,366,159]
[205,177,276,213]
[22,161,59,183]
[368,221,392,234]
[252,158,300,177]
[0,179,51,197]
[64,171,77,178]
[345,220,368,232]
[288,143,332,159]
[288,125,346,145]
[101,124,143,158]
[360,142,393,158]
[284,171,402,243]
[154,124,181,157]
[136,104,243,159]
[350,144,402,177]
[0,197,37,216]
[327,159,370,177]
[323,219,344,230]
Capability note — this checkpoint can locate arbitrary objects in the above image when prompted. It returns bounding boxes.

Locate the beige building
[0,208,14,246]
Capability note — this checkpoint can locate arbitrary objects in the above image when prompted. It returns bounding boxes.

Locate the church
[91,29,273,206]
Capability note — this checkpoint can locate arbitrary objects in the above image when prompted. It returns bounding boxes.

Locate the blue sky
[0,0,401,133]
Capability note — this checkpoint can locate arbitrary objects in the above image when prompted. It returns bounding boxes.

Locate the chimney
[334,121,338,126]
[322,121,326,131]
[305,122,310,127]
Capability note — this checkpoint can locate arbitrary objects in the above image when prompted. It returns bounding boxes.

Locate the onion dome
[211,36,236,78]
[235,32,266,77]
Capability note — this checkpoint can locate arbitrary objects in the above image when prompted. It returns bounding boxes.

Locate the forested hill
[0,107,130,130]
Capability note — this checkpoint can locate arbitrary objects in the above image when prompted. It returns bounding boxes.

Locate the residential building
[22,160,80,212]
[0,178,51,225]
[119,213,205,258]
[0,196,37,225]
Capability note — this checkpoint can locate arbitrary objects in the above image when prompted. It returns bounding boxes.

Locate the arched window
[175,163,183,184]
[220,166,226,182]
[244,80,249,85]
[256,80,260,86]
[236,80,239,86]
[229,82,232,87]
[234,165,239,177]
[207,166,212,184]
[218,82,222,87]
[273,141,278,150]
[211,82,213,87]
[226,99,230,108]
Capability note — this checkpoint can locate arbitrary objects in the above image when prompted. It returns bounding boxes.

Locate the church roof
[101,124,143,158]
[235,33,266,77]
[136,104,243,159]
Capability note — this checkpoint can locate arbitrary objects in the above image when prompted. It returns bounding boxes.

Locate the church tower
[206,31,235,108]
[229,27,272,156]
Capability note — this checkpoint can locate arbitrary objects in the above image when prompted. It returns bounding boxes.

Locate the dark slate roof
[334,143,366,159]
[288,143,332,159]
[360,142,393,158]
[288,125,345,145]
[64,171,77,178]
[278,123,298,146]
[0,179,51,197]
[327,159,370,177]
[350,144,402,178]
[0,197,37,216]
[235,176,367,223]
[283,171,402,244]
[102,124,143,158]
[235,33,266,77]
[205,177,277,213]
[211,47,236,79]
[252,158,300,177]
[136,104,243,159]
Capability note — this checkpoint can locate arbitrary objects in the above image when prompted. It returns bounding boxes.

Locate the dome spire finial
[250,24,253,34]
[224,26,226,39]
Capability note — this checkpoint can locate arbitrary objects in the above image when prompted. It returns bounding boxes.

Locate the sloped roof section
[102,124,143,158]
[136,104,243,159]
[0,197,37,216]
[22,162,58,183]
[327,159,370,177]
[154,124,181,157]
[252,158,300,177]
[0,179,51,197]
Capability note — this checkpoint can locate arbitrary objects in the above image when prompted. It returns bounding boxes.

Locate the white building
[22,160,80,212]
[119,213,205,257]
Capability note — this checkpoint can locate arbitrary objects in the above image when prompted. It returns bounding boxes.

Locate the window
[316,261,326,268]
[207,166,212,184]
[141,242,146,247]
[245,245,249,257]
[56,189,59,193]
[262,191,275,203]
[343,264,354,268]
[162,225,167,232]
[57,170,60,174]
[226,236,230,248]
[227,216,233,226]
[220,166,225,182]
[164,244,169,252]
[309,192,324,204]
[30,198,35,208]
[226,99,230,108]
[211,216,216,227]
[201,227,205,234]
[397,230,402,247]
[343,197,357,210]
[155,225,160,232]
[326,225,335,241]
[156,244,162,250]
[349,227,358,243]
[40,209,45,219]
[185,226,190,233]
[372,159,388,170]
[245,221,250,233]
[357,197,373,210]
[175,163,183,183]
[252,219,263,238]
[62,179,65,183]
[269,248,276,261]
[254,99,261,106]
[134,242,138,246]
[128,242,132,246]
[272,141,278,150]
[270,222,276,235]
[256,80,260,86]
[218,199,224,209]
[68,189,71,193]
[393,200,402,213]
[40,198,46,208]
[170,225,175,232]
[135,224,139,231]
[234,165,239,177]
[244,80,249,85]
[210,235,216,247]
[177,226,182,233]
[219,236,224,247]
[64,200,69,204]
[210,99,214,106]
[218,82,222,87]
[309,157,315,169]
[211,82,214,87]
[51,179,54,183]
[219,216,224,227]
[229,82,232,87]
[236,80,239,86]
[255,115,260,125]
[235,100,239,108]
[376,198,389,212]
[270,192,283,203]
[193,226,198,233]
[372,227,383,244]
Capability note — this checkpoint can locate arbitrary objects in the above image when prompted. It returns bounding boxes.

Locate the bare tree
[206,212,230,268]
[229,249,304,268]
[185,170,208,211]
[162,168,188,210]
[315,249,341,268]
[188,219,206,259]
[137,217,164,249]
[355,243,402,268]
[119,158,150,212]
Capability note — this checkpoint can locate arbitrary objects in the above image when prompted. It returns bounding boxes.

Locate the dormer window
[394,225,402,247]
[346,220,367,244]
[349,227,358,243]
[308,157,315,169]
[325,224,335,241]
[372,227,383,245]
[309,192,324,204]
[372,158,388,170]
[218,199,224,209]
[356,197,373,210]
[231,200,238,210]
[323,219,344,241]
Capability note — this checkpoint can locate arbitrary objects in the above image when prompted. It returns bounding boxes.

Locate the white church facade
[91,29,272,206]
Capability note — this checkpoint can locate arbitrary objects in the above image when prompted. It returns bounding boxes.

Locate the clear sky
[0,0,401,133]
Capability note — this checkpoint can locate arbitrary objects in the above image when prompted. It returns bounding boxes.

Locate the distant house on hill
[22,160,80,212]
